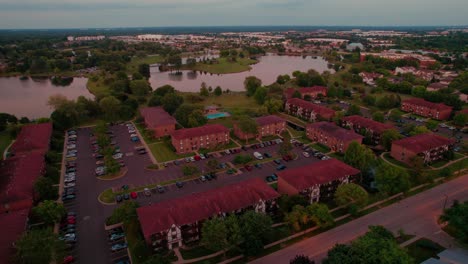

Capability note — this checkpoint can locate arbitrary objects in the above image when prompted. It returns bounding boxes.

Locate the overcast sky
[0,0,467,29]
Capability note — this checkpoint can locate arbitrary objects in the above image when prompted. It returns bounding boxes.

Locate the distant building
[390,133,455,165]
[171,124,229,154]
[285,98,335,122]
[427,82,448,92]
[137,178,279,250]
[359,72,383,86]
[140,107,176,138]
[401,98,453,120]
[306,122,363,153]
[284,86,328,100]
[277,159,360,203]
[233,115,286,140]
[341,115,395,145]
[361,52,437,69]
[346,43,364,51]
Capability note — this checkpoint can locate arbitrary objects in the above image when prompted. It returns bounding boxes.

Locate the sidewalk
[132,121,158,164]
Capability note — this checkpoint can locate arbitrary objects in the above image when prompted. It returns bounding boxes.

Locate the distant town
[0,26,467,264]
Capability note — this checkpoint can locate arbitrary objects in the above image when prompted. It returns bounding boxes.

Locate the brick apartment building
[390,133,455,165]
[285,98,336,122]
[306,122,363,153]
[171,124,229,154]
[401,98,453,120]
[284,86,327,100]
[140,107,177,138]
[137,178,279,250]
[233,115,286,140]
[360,52,437,69]
[277,159,360,203]
[341,115,396,145]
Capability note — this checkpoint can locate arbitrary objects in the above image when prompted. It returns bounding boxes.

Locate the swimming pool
[206,112,231,119]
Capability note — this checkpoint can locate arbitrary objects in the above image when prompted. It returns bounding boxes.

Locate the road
[250,174,468,264]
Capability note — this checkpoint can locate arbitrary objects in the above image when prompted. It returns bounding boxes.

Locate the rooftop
[278,159,360,191]
[9,123,52,154]
[137,178,279,239]
[0,209,29,264]
[287,98,335,118]
[342,115,395,134]
[255,115,285,126]
[284,86,327,98]
[140,107,177,127]
[307,121,364,142]
[392,133,456,153]
[171,124,228,140]
[402,98,453,112]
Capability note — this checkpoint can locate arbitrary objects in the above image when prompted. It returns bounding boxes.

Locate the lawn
[311,143,330,153]
[406,238,445,263]
[148,142,193,162]
[329,152,344,161]
[126,55,164,73]
[180,245,215,260]
[193,93,260,112]
[208,117,234,129]
[0,131,13,159]
[382,153,411,169]
[275,113,307,127]
[287,128,304,138]
[185,57,257,74]
[86,76,111,98]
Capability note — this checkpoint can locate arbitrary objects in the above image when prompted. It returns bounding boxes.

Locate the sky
[0,0,467,29]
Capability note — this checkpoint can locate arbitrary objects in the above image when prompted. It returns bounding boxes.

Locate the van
[253,152,263,160]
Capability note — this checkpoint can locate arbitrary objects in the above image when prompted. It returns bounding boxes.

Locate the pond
[0,77,92,119]
[149,54,331,92]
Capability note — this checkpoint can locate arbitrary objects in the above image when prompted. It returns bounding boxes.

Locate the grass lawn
[148,142,193,162]
[287,127,304,138]
[431,159,451,168]
[180,245,215,260]
[275,113,307,127]
[186,57,257,74]
[86,76,111,98]
[382,153,411,169]
[311,143,330,153]
[208,117,234,129]
[0,131,13,159]
[127,55,164,73]
[125,220,152,264]
[193,93,260,112]
[134,122,162,144]
[329,152,344,161]
[406,238,445,263]
[231,133,259,145]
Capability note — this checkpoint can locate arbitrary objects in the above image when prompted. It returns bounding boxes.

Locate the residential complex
[360,52,437,68]
[401,98,453,120]
[285,98,335,122]
[140,107,177,138]
[137,178,279,250]
[306,122,363,153]
[341,115,396,145]
[390,133,456,165]
[284,86,328,100]
[277,159,360,203]
[233,115,286,140]
[171,124,229,154]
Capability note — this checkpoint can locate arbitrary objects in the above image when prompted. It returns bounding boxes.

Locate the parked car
[265,176,274,182]
[137,148,147,155]
[200,176,206,182]
[144,188,151,197]
[130,136,139,142]
[254,163,262,169]
[62,194,76,201]
[200,153,206,159]
[253,152,263,160]
[112,153,123,159]
[176,182,184,188]
[111,243,128,252]
[109,233,125,241]
[264,152,272,158]
[130,192,137,199]
[276,164,287,171]
[189,157,195,162]
[244,164,253,171]
[226,168,237,174]
[273,159,281,165]
[115,195,123,203]
[271,174,278,181]
[157,185,165,193]
[302,152,310,158]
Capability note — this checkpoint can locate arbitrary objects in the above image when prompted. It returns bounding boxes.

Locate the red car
[244,165,253,171]
[67,218,76,224]
[130,192,138,199]
[194,155,201,161]
[282,155,292,161]
[62,256,74,264]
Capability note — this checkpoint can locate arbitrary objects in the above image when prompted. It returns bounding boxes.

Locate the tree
[147,94,162,106]
[47,94,70,110]
[409,125,430,136]
[306,203,334,228]
[277,74,291,85]
[138,63,150,79]
[285,205,308,231]
[278,195,309,215]
[32,200,66,225]
[130,80,151,97]
[264,98,284,113]
[207,159,219,170]
[292,90,302,99]
[440,201,468,243]
[290,255,315,264]
[343,141,375,173]
[388,110,402,122]
[174,104,205,127]
[239,211,273,256]
[375,163,411,195]
[200,83,209,97]
[182,165,200,176]
[214,86,222,96]
[187,109,207,128]
[132,72,143,80]
[15,228,67,264]
[99,96,121,121]
[254,86,268,104]
[161,93,184,114]
[244,76,262,97]
[201,217,229,252]
[453,113,468,126]
[371,112,384,123]
[334,183,369,211]
[346,104,361,116]
[154,85,175,97]
[107,201,139,225]
[236,117,258,144]
[426,120,439,131]
[381,129,402,151]
[233,154,253,165]
[278,140,293,156]
[411,85,426,98]
[34,177,57,200]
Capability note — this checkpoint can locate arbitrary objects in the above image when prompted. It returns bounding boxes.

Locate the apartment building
[171,124,229,154]
[306,122,363,153]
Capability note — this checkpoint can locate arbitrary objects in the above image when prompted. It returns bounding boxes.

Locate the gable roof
[137,178,279,239]
[342,115,395,134]
[402,98,453,112]
[278,159,360,192]
[392,133,455,154]
[307,122,364,142]
[9,123,52,154]
[0,209,28,264]
[286,98,335,119]
[255,115,285,126]
[171,124,228,140]
[140,107,176,127]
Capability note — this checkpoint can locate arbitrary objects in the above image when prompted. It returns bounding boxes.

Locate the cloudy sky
[0,0,467,29]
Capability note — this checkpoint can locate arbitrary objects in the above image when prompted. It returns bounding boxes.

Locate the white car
[302,152,310,158]
[189,157,195,162]
[67,145,76,150]
[112,153,123,159]
[64,182,76,188]
[253,152,263,160]
[65,172,76,177]
[128,129,136,134]
[130,134,138,138]
[64,178,75,183]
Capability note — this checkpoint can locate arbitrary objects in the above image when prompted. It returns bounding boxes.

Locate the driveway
[250,174,468,264]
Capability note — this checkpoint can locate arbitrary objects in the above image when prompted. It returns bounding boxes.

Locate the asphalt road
[67,124,322,264]
[250,174,468,264]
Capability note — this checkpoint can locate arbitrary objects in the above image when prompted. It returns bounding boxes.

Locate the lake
[0,77,92,119]
[149,54,331,92]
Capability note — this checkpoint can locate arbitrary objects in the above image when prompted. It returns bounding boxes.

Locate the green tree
[99,96,121,121]
[254,86,268,104]
[138,63,150,79]
[411,85,426,97]
[233,154,253,165]
[174,104,204,127]
[148,94,162,106]
[200,84,209,97]
[306,203,334,228]
[32,200,66,225]
[207,159,219,170]
[409,125,430,136]
[375,163,411,195]
[187,109,208,128]
[236,117,258,143]
[290,255,315,264]
[214,86,222,96]
[201,217,229,252]
[334,183,369,210]
[292,90,302,99]
[15,228,67,264]
[107,201,139,225]
[371,112,384,123]
[132,72,143,80]
[440,201,468,243]
[34,177,57,200]
[388,110,402,122]
[239,211,273,256]
[278,140,293,156]
[244,76,262,97]
[285,205,308,231]
[130,80,151,96]
[161,93,184,114]
[154,85,175,97]
[426,120,439,131]
[381,129,403,151]
[264,98,284,113]
[343,141,375,173]
[346,104,361,116]
[182,165,200,176]
[453,113,468,126]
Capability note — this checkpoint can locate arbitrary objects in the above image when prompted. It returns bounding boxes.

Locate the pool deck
[205,112,231,120]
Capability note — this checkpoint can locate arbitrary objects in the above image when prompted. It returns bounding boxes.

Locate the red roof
[139,107,176,127]
[285,86,327,99]
[287,98,335,119]
[278,159,360,192]
[171,124,228,140]
[0,209,28,264]
[255,115,285,126]
[307,122,364,142]
[342,115,395,134]
[137,178,279,240]
[402,98,453,112]
[0,152,45,208]
[9,123,52,154]
[392,133,456,154]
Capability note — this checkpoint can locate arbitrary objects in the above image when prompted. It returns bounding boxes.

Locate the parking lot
[62,123,326,264]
